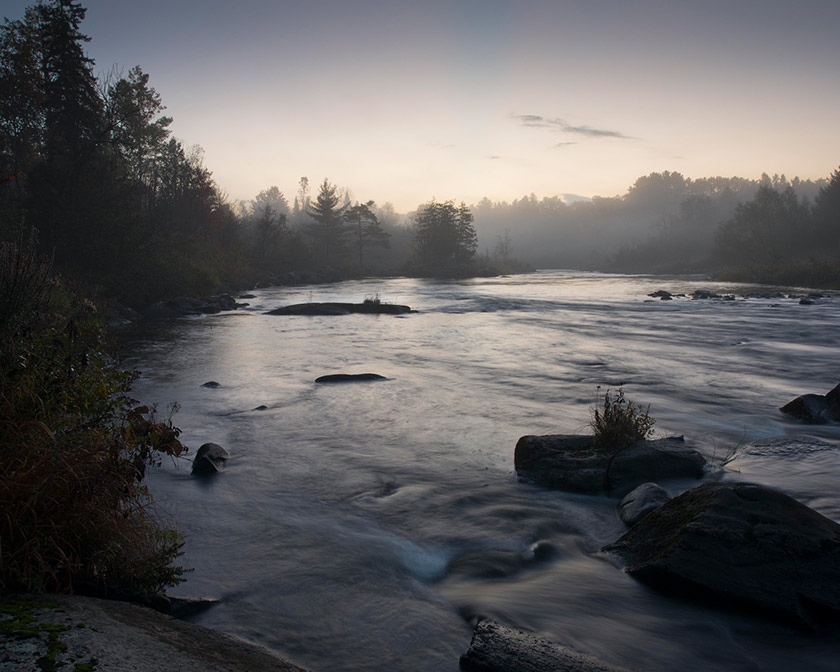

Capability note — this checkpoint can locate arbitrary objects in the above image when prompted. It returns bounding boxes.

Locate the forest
[3,1,839,314]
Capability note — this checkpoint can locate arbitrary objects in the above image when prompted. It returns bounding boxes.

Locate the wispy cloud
[488,155,502,160]
[513,114,630,139]
[553,142,578,148]
[563,125,626,138]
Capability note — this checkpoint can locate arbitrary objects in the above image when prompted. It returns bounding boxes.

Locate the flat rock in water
[460,620,630,672]
[602,481,840,626]
[605,437,706,497]
[315,373,388,383]
[514,435,705,496]
[780,383,840,424]
[191,442,229,476]
[265,302,412,316]
[514,435,608,494]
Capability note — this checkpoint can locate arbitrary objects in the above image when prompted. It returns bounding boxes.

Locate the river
[124,271,840,671]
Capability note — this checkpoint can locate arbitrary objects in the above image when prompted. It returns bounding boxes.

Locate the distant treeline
[0,1,501,309]
[470,170,840,287]
[2,1,838,309]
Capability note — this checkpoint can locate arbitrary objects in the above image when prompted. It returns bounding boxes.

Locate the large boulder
[460,620,630,672]
[514,435,705,496]
[602,481,840,626]
[265,301,412,316]
[191,443,229,476]
[780,383,840,424]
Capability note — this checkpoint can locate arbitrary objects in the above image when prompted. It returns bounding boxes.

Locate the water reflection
[125,271,840,672]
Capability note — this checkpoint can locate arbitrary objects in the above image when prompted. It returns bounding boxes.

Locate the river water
[124,271,840,672]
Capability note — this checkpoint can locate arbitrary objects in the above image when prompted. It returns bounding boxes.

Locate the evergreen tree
[36,0,103,161]
[105,65,172,186]
[306,178,347,265]
[412,199,477,265]
[344,200,389,266]
[814,167,840,254]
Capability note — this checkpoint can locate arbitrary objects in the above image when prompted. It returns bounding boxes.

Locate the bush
[0,234,188,597]
[589,386,655,450]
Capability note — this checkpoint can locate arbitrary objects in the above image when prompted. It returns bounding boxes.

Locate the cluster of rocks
[478,421,840,670]
[648,288,832,304]
[648,289,735,301]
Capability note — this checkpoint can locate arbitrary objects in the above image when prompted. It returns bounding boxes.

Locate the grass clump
[590,386,655,450]
[0,231,188,599]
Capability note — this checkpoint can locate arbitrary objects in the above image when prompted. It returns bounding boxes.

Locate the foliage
[0,1,247,308]
[0,235,188,597]
[305,178,348,266]
[589,387,655,450]
[344,200,390,267]
[412,199,477,266]
[714,185,811,265]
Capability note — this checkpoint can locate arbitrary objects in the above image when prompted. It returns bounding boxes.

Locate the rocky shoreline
[0,594,307,672]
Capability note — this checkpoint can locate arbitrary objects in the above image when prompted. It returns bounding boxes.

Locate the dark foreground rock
[460,620,630,672]
[315,373,388,383]
[780,383,840,424]
[617,482,671,527]
[514,435,705,497]
[602,481,840,626]
[0,594,306,672]
[191,442,229,475]
[265,301,412,315]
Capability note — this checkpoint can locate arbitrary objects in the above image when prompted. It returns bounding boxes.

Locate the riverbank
[0,594,307,672]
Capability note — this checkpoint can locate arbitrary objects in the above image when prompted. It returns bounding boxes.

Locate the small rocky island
[265,301,413,315]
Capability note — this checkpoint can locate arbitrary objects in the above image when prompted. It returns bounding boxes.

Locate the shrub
[0,234,188,598]
[589,386,655,450]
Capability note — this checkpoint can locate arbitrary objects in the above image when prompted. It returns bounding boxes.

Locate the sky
[3,0,839,211]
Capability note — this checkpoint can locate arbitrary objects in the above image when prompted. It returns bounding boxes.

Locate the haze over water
[126,271,840,671]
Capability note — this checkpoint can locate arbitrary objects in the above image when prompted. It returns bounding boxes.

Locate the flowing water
[124,271,840,671]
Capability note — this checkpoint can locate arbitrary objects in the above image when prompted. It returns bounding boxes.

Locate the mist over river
[124,271,840,672]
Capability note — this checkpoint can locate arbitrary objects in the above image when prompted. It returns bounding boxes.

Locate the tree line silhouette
[2,1,838,307]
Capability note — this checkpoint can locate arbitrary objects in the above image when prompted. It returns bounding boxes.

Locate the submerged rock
[315,373,388,383]
[191,442,229,476]
[514,435,705,497]
[780,383,840,424]
[602,481,840,626]
[201,381,221,388]
[460,620,630,672]
[617,482,671,527]
[265,301,412,316]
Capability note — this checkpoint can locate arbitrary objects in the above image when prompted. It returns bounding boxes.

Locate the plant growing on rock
[590,386,655,450]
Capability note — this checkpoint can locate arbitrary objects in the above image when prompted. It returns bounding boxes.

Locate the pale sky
[4,0,839,210]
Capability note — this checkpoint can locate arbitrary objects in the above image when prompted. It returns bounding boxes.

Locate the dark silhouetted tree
[813,166,840,254]
[714,185,810,265]
[306,178,347,265]
[413,199,477,265]
[344,200,389,266]
[104,65,172,185]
